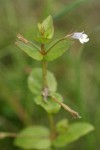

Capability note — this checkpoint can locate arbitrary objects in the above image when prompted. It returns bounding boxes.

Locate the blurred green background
[0,0,100,149]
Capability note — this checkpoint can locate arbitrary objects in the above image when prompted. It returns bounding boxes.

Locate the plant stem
[51,95,81,119]
[48,114,56,140]
[0,132,49,139]
[41,44,56,139]
[41,44,48,88]
[42,60,48,89]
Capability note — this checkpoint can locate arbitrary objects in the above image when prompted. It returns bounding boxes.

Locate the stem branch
[51,96,81,119]
[46,38,66,54]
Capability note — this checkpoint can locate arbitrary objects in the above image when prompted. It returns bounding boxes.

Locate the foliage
[14,122,94,149]
[53,122,94,147]
[28,68,57,95]
[0,0,99,150]
[15,40,43,61]
[14,126,51,149]
[13,16,94,150]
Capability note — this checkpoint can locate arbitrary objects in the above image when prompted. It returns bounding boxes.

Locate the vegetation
[0,0,100,150]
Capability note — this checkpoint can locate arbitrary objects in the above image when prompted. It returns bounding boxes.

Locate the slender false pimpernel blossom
[69,31,89,44]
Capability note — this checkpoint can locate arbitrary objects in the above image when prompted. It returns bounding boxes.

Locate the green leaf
[42,15,54,39]
[38,15,54,39]
[16,41,43,61]
[28,68,57,95]
[56,119,69,133]
[34,36,51,44]
[53,122,94,147]
[14,126,51,150]
[36,15,54,44]
[44,39,73,61]
[34,93,63,114]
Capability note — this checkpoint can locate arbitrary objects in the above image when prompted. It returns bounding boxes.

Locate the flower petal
[82,34,88,39]
[70,31,89,44]
[84,38,89,42]
[79,38,84,44]
[71,32,83,39]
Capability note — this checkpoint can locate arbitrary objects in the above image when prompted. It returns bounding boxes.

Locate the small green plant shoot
[0,15,94,150]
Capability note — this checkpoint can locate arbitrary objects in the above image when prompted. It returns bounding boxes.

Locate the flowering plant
[13,15,93,150]
[71,31,89,44]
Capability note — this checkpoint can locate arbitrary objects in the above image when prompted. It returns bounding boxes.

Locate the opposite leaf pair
[16,15,89,62]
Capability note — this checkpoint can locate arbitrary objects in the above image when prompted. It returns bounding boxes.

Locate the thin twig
[51,96,81,119]
[0,132,49,139]
[46,38,65,54]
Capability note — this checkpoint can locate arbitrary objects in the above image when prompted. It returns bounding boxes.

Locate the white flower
[71,31,89,44]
